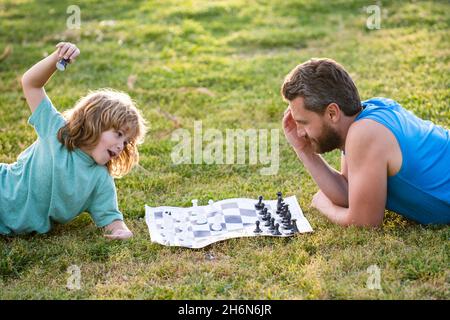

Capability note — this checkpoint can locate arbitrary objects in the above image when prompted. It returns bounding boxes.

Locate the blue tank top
[354,97,450,224]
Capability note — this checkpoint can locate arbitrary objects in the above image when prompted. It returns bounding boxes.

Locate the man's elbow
[329,195,349,208]
[343,210,384,228]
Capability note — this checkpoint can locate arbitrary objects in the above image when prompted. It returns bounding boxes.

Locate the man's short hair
[281,58,361,116]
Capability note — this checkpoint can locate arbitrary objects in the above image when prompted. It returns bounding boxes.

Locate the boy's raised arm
[21,42,80,113]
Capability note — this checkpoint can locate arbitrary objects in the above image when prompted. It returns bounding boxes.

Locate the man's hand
[104,220,133,240]
[311,190,334,213]
[282,107,314,154]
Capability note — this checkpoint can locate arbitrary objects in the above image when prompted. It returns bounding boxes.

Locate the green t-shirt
[0,96,123,235]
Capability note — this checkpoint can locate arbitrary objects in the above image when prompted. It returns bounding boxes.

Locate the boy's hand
[55,42,80,62]
[104,220,133,240]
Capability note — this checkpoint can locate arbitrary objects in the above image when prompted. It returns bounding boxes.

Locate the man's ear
[325,103,341,123]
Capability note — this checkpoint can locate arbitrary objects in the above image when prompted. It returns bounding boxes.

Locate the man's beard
[312,123,342,154]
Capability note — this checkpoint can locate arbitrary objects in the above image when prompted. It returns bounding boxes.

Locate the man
[281,58,449,227]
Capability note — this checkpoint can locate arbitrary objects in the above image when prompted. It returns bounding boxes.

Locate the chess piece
[190,199,199,216]
[268,217,275,231]
[291,219,299,233]
[282,212,291,225]
[272,223,282,235]
[260,208,268,219]
[264,216,271,227]
[196,209,208,225]
[207,199,216,214]
[253,220,262,233]
[255,195,264,210]
[262,210,271,221]
[56,58,70,71]
[276,191,284,210]
[280,204,289,218]
[282,218,293,230]
[257,204,266,215]
[211,213,222,231]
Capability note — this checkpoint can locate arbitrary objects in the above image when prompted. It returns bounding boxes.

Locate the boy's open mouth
[107,150,117,158]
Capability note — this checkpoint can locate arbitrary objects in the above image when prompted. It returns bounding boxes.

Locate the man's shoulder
[346,119,394,157]
[362,97,399,107]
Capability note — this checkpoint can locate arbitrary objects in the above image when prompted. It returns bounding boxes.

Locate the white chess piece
[211,213,223,231]
[207,199,217,214]
[196,207,208,224]
[190,199,199,216]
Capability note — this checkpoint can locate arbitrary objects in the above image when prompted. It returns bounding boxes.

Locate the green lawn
[0,0,449,299]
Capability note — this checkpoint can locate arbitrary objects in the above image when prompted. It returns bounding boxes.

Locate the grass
[0,0,449,299]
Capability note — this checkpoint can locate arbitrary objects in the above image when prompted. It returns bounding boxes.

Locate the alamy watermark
[66,264,81,290]
[366,264,382,290]
[365,4,381,30]
[66,5,81,29]
[171,121,279,175]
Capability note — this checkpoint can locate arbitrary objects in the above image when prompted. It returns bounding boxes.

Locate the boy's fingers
[58,45,68,58]
[64,46,76,60]
[59,43,73,58]
[69,48,80,61]
[104,231,133,240]
[56,43,67,56]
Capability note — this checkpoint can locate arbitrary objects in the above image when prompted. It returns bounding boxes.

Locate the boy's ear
[326,103,341,123]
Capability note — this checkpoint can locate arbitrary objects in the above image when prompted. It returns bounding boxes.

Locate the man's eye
[117,131,123,137]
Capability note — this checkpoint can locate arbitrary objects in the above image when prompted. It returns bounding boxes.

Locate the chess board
[145,195,313,249]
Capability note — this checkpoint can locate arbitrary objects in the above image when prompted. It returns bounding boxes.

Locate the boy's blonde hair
[57,89,147,178]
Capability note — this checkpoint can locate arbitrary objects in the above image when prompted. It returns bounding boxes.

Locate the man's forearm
[295,148,349,207]
[22,51,59,88]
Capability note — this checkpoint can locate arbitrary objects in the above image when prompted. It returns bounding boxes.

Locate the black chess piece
[253,220,262,233]
[284,228,295,236]
[268,217,275,231]
[277,199,285,212]
[272,223,282,235]
[282,222,293,231]
[291,219,299,233]
[257,204,266,215]
[277,191,283,200]
[278,204,287,218]
[255,195,264,210]
[262,209,270,221]
[276,191,283,206]
[282,215,293,230]
[56,58,70,71]
[277,202,285,213]
[282,212,291,225]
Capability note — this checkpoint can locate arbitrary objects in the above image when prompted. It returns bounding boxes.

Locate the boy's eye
[117,131,123,137]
